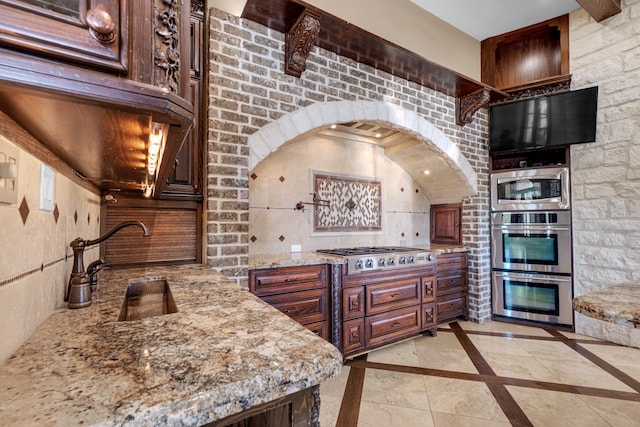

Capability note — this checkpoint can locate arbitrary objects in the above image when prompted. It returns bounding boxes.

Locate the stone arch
[248,100,478,200]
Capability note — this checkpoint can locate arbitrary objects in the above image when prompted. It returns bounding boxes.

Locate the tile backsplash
[249,134,430,254]
[0,131,100,363]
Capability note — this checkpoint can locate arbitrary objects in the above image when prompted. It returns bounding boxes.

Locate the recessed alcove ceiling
[284,123,473,204]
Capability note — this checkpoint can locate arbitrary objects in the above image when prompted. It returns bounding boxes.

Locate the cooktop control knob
[355,260,364,269]
[399,256,406,264]
[427,254,434,261]
[365,258,374,269]
[388,257,395,265]
[378,258,386,267]
[407,255,415,264]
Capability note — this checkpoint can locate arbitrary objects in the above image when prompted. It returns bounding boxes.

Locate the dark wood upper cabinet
[481,15,570,92]
[163,6,204,199]
[430,203,462,246]
[0,0,127,72]
[0,0,194,198]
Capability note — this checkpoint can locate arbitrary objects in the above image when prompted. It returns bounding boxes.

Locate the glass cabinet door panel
[16,0,81,18]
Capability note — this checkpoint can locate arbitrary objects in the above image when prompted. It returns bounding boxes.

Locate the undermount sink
[117,277,179,321]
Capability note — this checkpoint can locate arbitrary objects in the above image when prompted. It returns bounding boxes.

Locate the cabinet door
[343,318,365,354]
[164,12,203,196]
[422,275,436,302]
[0,0,126,72]
[343,286,365,320]
[430,203,461,245]
[422,302,436,329]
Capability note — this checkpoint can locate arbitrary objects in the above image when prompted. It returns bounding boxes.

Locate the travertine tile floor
[320,321,640,427]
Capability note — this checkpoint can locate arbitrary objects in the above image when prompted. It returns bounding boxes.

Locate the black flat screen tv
[489,86,598,153]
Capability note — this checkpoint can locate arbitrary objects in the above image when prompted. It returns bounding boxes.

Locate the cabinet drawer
[305,321,329,341]
[436,273,467,293]
[343,286,365,320]
[261,288,327,325]
[250,264,327,296]
[436,296,465,319]
[366,278,421,315]
[343,318,365,354]
[366,306,421,347]
[436,253,467,273]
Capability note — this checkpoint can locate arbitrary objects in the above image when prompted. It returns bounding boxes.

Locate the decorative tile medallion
[313,172,382,232]
[18,197,29,225]
[53,204,59,224]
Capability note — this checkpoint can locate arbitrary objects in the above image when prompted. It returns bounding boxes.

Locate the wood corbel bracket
[285,10,321,78]
[456,88,490,126]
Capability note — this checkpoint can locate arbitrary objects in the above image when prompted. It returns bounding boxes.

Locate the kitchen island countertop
[0,265,343,426]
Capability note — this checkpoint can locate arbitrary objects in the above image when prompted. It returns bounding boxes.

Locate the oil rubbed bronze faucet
[66,220,150,308]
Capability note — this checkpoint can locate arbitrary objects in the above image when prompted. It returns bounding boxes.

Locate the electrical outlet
[40,164,55,211]
[291,244,302,253]
[0,136,19,204]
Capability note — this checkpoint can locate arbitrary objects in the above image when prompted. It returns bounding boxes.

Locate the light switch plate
[0,135,19,205]
[40,164,55,211]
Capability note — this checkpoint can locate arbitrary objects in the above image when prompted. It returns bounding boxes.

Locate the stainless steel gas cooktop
[317,246,435,274]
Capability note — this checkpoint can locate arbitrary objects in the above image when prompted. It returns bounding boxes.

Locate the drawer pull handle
[448,258,461,263]
[448,303,455,308]
[284,278,290,282]
[448,280,455,284]
[283,307,295,313]
[390,293,400,298]
[391,321,401,328]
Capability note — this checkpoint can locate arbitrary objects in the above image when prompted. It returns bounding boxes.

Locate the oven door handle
[494,272,572,284]
[492,225,571,232]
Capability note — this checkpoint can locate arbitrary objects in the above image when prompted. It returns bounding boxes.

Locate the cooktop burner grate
[316,246,426,256]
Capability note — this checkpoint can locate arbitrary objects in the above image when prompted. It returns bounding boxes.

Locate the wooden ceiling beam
[576,0,621,22]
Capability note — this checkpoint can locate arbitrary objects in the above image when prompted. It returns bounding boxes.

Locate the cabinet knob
[86,6,116,43]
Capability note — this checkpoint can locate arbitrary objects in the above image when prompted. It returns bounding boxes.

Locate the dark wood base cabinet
[206,386,320,427]
[250,255,467,359]
[436,253,469,324]
[341,265,437,357]
[249,265,330,341]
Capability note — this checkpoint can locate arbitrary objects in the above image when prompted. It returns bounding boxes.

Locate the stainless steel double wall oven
[490,167,573,327]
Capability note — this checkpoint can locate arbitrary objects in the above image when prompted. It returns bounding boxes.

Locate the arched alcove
[248,100,478,204]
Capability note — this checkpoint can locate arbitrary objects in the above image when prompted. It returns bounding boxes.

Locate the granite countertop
[0,265,343,426]
[249,245,468,271]
[573,284,640,328]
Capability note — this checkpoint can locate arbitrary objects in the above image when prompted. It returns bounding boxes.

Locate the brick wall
[207,8,492,321]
